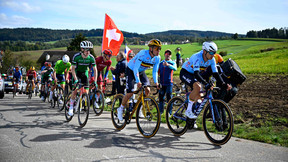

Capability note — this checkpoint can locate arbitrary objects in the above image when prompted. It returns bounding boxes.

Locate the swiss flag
[102,14,124,56]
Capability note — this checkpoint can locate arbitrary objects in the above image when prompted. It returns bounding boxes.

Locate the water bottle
[195,99,207,115]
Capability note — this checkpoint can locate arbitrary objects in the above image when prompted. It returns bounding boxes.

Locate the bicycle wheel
[92,90,104,116]
[64,91,73,122]
[57,88,64,111]
[78,93,90,128]
[136,96,160,138]
[111,94,127,130]
[166,96,188,136]
[28,85,32,99]
[203,99,234,145]
[13,85,16,98]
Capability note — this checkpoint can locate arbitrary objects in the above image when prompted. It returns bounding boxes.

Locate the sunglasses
[104,54,111,58]
[206,50,215,55]
[154,46,161,51]
[83,48,90,51]
[129,56,133,58]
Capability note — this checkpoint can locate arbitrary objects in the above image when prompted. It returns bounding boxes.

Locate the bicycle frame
[74,84,87,110]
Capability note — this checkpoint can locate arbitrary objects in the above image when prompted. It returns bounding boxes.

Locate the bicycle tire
[64,91,73,122]
[28,85,32,99]
[136,96,160,138]
[111,94,127,130]
[57,88,64,111]
[203,99,234,145]
[92,90,104,116]
[166,96,188,136]
[13,85,16,98]
[78,93,90,128]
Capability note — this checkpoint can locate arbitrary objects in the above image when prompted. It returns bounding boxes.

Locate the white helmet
[46,54,50,61]
[80,41,93,49]
[62,55,70,63]
[202,41,218,53]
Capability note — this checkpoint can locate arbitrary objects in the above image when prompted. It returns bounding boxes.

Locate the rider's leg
[32,80,35,91]
[186,82,202,118]
[49,81,57,101]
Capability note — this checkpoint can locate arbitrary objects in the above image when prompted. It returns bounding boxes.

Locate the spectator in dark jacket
[111,51,127,94]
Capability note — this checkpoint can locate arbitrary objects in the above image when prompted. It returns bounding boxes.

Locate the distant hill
[146,30,236,38]
[0,28,239,42]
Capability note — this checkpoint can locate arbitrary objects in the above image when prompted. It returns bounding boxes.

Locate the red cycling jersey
[95,56,112,86]
[26,70,37,79]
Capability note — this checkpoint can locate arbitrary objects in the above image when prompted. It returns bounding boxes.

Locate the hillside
[0,28,237,42]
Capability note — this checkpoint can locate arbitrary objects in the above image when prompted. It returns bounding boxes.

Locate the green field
[14,38,288,75]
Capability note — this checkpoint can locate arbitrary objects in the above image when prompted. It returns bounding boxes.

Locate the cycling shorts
[41,76,52,85]
[126,68,149,93]
[73,71,89,89]
[13,77,21,84]
[28,76,35,81]
[179,68,197,89]
[53,74,66,85]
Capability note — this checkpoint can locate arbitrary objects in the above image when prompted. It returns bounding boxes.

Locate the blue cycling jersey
[13,70,22,79]
[127,50,160,83]
[182,50,218,73]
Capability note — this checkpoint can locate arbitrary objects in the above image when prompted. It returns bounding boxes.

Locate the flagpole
[101,13,107,56]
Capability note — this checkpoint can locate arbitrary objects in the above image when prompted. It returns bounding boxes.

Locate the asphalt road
[0,93,287,162]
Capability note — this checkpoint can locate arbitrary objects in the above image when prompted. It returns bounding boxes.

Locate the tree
[67,33,95,56]
[0,50,15,74]
[232,33,239,39]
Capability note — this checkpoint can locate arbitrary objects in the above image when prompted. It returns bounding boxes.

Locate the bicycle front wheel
[136,96,160,138]
[64,92,73,122]
[203,99,234,145]
[92,90,104,116]
[111,94,127,130]
[166,96,188,136]
[78,93,90,128]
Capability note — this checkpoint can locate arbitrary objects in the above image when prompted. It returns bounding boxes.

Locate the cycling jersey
[182,50,218,74]
[13,70,22,79]
[42,67,54,78]
[127,50,160,83]
[72,52,96,75]
[26,70,37,80]
[54,60,71,74]
[96,56,111,79]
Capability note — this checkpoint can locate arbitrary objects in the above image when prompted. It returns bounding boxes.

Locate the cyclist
[13,66,22,95]
[110,51,127,95]
[40,62,54,101]
[117,39,162,121]
[180,41,231,119]
[68,41,97,116]
[49,55,71,103]
[96,49,112,91]
[158,49,177,114]
[26,66,37,94]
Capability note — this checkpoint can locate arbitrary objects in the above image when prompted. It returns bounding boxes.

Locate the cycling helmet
[62,54,70,63]
[165,49,172,55]
[148,39,162,47]
[44,62,48,66]
[30,66,35,71]
[103,49,113,56]
[46,54,50,61]
[202,41,218,53]
[80,41,93,49]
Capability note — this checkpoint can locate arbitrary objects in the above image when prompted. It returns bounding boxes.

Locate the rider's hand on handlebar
[137,82,142,89]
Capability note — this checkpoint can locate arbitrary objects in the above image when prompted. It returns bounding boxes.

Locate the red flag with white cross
[102,14,124,56]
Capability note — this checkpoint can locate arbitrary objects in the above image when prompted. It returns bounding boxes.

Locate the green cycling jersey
[54,60,71,74]
[71,52,96,75]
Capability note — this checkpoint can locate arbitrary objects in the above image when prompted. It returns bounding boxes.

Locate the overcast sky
[0,0,287,34]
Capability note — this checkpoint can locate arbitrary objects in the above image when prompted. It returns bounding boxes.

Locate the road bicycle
[89,83,105,116]
[42,80,52,102]
[50,83,64,111]
[111,85,160,138]
[64,82,90,128]
[166,86,234,145]
[27,80,33,99]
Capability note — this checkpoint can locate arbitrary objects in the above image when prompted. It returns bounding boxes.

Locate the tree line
[246,27,288,39]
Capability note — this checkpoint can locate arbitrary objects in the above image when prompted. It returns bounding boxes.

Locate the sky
[0,0,287,35]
